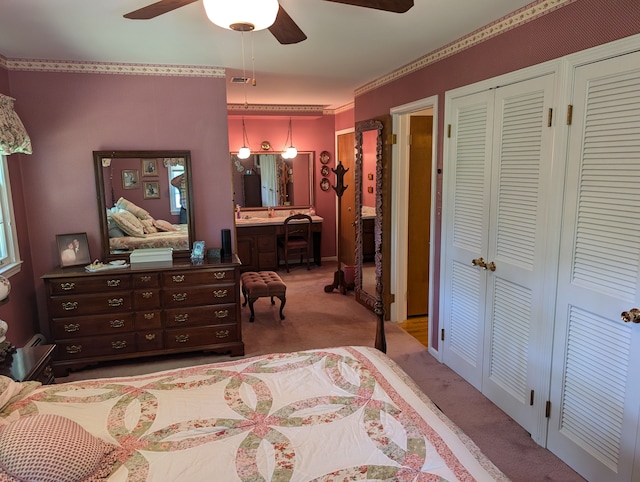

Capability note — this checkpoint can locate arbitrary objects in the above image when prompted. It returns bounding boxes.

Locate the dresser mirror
[93,150,195,261]
[231,151,313,209]
[354,120,383,312]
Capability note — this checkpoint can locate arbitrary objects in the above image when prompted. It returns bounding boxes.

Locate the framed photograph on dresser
[56,232,90,268]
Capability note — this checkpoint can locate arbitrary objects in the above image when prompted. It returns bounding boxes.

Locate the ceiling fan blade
[124,0,199,20]
[268,5,307,44]
[324,0,413,13]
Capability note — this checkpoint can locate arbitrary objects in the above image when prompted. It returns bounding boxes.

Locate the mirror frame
[231,151,314,210]
[93,150,195,261]
[354,120,383,313]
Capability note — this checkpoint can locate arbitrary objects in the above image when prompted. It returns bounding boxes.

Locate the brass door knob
[621,308,640,323]
[471,257,486,269]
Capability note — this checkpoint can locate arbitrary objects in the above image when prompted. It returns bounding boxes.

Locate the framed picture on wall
[143,181,160,199]
[56,232,91,268]
[142,159,158,177]
[122,169,139,189]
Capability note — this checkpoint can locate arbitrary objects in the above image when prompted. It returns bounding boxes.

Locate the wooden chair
[278,214,312,272]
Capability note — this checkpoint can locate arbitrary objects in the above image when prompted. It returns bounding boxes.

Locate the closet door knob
[471,257,486,268]
[621,308,640,323]
[486,261,496,272]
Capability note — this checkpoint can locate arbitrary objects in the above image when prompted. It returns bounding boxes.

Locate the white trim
[0,156,21,278]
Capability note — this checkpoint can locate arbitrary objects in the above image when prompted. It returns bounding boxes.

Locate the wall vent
[230,76,251,84]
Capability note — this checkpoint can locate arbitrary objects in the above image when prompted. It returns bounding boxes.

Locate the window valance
[0,94,32,155]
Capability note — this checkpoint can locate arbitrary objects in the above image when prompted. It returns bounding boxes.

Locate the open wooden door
[338,132,355,267]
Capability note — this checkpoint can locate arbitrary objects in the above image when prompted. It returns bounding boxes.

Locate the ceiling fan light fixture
[237,118,252,159]
[281,117,297,159]
[203,0,279,32]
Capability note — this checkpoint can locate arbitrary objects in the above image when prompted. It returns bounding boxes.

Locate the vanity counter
[235,214,324,227]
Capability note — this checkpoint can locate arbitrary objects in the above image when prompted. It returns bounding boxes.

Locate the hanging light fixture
[237,118,251,160]
[281,118,297,159]
[202,0,279,32]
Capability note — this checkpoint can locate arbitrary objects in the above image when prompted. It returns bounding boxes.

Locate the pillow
[0,376,38,412]
[140,218,158,234]
[115,197,151,220]
[153,219,178,232]
[0,414,119,482]
[110,210,145,237]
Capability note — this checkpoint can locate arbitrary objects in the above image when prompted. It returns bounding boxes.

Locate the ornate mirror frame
[93,150,195,261]
[354,120,384,318]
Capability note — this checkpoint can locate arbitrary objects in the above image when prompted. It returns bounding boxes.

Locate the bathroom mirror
[354,120,383,312]
[93,150,195,261]
[231,151,313,208]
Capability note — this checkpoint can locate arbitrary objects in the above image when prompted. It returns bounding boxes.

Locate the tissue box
[130,248,173,265]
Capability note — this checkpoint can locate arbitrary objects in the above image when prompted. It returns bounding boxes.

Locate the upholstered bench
[240,271,287,322]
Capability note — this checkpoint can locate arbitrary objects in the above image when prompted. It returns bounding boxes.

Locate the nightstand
[0,343,56,384]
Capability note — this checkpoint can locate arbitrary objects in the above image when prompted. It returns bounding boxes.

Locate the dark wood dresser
[42,256,244,377]
[0,341,56,384]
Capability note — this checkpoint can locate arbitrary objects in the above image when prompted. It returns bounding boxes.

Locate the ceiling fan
[124,0,414,45]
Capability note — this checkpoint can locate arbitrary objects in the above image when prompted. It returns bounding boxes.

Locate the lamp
[281,118,298,159]
[237,118,251,160]
[203,0,279,32]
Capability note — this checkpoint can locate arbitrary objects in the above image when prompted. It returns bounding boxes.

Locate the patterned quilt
[109,224,188,252]
[0,346,509,481]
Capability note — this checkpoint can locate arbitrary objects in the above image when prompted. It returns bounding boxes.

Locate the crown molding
[4,59,225,78]
[355,0,575,97]
[227,103,330,115]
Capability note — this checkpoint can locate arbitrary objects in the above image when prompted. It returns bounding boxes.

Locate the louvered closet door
[547,51,640,482]
[481,74,556,437]
[441,90,494,389]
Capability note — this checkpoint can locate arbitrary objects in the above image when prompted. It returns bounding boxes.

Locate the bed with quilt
[0,346,508,481]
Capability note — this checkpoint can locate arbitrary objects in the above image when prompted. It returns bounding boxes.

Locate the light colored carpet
[56,261,585,482]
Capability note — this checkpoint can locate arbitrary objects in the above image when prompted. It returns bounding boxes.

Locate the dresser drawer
[163,283,236,307]
[164,324,239,349]
[56,333,137,360]
[49,292,133,317]
[52,312,135,339]
[163,268,235,287]
[137,330,164,351]
[133,289,161,310]
[164,303,237,328]
[135,310,163,330]
[132,272,161,288]
[48,275,132,295]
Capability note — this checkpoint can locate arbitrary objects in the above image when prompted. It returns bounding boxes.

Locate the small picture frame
[122,169,139,189]
[368,186,374,193]
[367,173,374,180]
[320,165,329,176]
[142,159,158,177]
[143,181,160,199]
[320,178,330,191]
[191,240,205,262]
[56,232,91,268]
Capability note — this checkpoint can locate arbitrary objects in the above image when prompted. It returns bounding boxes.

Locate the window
[0,155,21,277]
[167,163,185,215]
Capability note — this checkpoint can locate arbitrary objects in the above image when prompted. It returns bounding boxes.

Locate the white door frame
[390,96,439,358]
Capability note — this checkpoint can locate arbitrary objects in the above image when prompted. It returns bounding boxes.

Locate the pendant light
[237,118,251,160]
[203,0,279,32]
[281,118,297,159]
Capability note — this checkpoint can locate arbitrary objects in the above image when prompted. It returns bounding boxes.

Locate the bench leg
[242,286,248,307]
[277,295,286,320]
[248,297,256,322]
[270,296,275,305]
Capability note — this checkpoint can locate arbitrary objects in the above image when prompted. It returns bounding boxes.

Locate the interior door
[338,132,356,267]
[407,116,432,317]
[547,51,640,482]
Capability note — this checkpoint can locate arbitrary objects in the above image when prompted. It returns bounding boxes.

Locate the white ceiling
[0,0,534,109]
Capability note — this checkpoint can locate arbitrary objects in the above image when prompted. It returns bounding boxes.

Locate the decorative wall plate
[320,165,329,176]
[320,178,330,191]
[320,151,330,164]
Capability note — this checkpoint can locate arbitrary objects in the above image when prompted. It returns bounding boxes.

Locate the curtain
[260,154,278,207]
[0,94,31,155]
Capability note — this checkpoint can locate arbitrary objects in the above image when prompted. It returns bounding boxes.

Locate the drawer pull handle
[112,340,127,350]
[173,293,187,302]
[110,319,125,328]
[66,344,82,354]
[44,366,53,376]
[60,282,75,291]
[215,330,230,339]
[64,323,80,332]
[144,313,155,320]
[62,301,78,311]
[175,334,190,343]
[145,333,156,340]
[213,289,228,298]
[142,291,153,299]
[213,272,226,280]
[107,279,121,287]
[140,275,152,282]
[172,275,185,283]
[174,313,189,323]
[108,298,124,307]
[215,310,229,319]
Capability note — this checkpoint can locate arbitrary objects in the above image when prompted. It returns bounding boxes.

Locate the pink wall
[354,0,640,349]
[335,107,354,132]
[227,115,338,259]
[7,70,231,341]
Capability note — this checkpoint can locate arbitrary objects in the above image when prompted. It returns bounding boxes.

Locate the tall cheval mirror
[354,120,386,351]
[93,150,195,261]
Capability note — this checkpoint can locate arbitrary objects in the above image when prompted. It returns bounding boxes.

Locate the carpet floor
[56,261,585,482]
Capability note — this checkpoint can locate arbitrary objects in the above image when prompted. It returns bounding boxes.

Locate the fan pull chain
[251,31,256,87]
[240,31,248,108]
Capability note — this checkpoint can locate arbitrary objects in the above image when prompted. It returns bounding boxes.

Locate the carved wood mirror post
[324,161,349,295]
